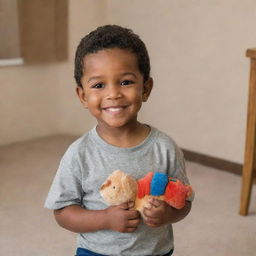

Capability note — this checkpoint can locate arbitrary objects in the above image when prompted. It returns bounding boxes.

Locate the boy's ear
[76,86,88,108]
[142,77,153,102]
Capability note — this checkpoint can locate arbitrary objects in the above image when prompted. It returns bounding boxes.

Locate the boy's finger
[143,207,159,218]
[144,220,159,228]
[148,198,162,208]
[118,202,133,210]
[128,201,135,209]
[125,227,137,233]
[128,218,140,227]
[143,215,161,227]
[118,201,135,210]
[127,210,141,219]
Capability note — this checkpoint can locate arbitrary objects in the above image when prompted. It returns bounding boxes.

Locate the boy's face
[77,48,153,130]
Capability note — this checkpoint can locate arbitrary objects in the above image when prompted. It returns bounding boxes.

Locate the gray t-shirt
[45,126,193,256]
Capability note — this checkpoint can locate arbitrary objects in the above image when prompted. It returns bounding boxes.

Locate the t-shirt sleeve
[44,146,84,210]
[170,143,195,202]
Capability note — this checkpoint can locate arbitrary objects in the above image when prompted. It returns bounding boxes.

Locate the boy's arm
[143,199,191,227]
[54,202,140,233]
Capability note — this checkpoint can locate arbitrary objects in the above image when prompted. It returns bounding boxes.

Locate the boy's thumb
[119,201,134,210]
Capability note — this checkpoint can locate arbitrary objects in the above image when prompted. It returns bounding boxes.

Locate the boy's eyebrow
[122,72,137,78]
[87,73,137,83]
[87,76,102,83]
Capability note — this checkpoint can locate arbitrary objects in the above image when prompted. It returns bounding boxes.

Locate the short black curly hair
[74,25,151,88]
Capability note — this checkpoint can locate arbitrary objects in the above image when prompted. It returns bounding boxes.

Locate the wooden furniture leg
[240,48,256,216]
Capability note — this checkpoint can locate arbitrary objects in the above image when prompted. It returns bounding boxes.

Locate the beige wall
[57,0,107,135]
[0,0,105,144]
[1,0,256,164]
[105,0,256,163]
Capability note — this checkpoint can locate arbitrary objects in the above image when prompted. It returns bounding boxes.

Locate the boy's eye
[92,83,104,89]
[121,80,134,86]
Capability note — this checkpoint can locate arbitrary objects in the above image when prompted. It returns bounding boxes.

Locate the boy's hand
[143,198,173,227]
[105,202,141,233]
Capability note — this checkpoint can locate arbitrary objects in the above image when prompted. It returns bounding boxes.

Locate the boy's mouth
[103,106,128,114]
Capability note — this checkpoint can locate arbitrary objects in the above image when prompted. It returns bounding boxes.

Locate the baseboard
[182,149,243,176]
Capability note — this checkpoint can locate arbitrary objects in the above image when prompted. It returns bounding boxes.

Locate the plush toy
[100,170,193,214]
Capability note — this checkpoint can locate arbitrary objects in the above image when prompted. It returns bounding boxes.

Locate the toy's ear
[121,174,137,200]
[100,179,111,191]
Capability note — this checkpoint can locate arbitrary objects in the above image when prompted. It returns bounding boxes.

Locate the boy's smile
[77,48,153,132]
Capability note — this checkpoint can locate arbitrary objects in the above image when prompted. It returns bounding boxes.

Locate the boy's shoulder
[64,127,95,156]
[152,126,178,149]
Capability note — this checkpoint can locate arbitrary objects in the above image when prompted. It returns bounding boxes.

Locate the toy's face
[100,175,125,205]
[100,170,137,205]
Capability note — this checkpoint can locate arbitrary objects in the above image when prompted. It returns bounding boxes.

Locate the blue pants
[76,247,174,256]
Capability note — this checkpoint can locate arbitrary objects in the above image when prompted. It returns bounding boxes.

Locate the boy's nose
[106,85,122,100]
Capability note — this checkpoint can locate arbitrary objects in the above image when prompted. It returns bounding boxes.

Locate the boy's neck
[96,122,150,148]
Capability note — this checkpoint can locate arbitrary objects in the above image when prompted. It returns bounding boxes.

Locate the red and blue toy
[136,172,193,210]
[100,170,193,215]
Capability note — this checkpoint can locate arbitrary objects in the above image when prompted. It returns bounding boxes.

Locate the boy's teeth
[108,107,123,112]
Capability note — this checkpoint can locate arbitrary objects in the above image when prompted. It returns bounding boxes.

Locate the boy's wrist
[166,201,192,224]
[165,204,178,223]
[101,208,111,230]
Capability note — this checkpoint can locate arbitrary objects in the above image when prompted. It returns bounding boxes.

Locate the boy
[45,25,193,256]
